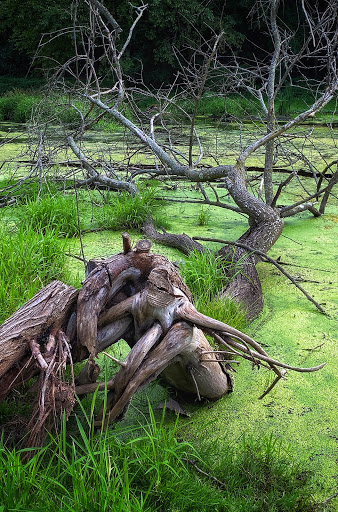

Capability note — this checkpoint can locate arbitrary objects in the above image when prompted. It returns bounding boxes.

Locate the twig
[188,365,201,401]
[183,458,226,488]
[102,351,127,367]
[201,359,240,364]
[259,374,283,400]
[65,252,87,263]
[321,491,338,504]
[75,378,115,395]
[302,342,325,352]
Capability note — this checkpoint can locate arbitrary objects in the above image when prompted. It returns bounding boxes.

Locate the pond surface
[1,118,337,175]
[1,118,337,505]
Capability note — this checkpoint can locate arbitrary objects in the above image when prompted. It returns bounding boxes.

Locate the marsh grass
[17,192,80,237]
[0,404,218,512]
[0,401,316,512]
[197,206,211,226]
[0,222,68,322]
[0,178,59,205]
[98,188,170,232]
[180,249,247,330]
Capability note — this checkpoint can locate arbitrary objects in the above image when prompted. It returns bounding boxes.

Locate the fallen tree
[14,0,334,319]
[0,234,324,442]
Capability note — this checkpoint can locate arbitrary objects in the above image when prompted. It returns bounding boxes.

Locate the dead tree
[0,235,324,440]
[25,0,337,318]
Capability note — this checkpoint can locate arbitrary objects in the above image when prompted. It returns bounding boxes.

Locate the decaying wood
[0,235,325,439]
[0,281,78,379]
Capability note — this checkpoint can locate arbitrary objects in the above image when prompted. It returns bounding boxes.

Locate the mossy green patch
[172,205,338,504]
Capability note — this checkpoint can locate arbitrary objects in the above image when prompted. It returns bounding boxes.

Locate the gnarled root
[0,234,326,440]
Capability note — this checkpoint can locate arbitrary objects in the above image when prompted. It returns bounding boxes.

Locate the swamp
[0,111,337,511]
[0,0,338,510]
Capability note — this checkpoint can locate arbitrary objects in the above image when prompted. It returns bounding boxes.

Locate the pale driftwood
[0,235,325,437]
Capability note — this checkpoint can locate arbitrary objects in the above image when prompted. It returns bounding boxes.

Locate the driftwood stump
[0,234,324,440]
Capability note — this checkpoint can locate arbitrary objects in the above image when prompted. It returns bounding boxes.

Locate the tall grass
[0,403,316,512]
[0,222,68,322]
[98,188,170,232]
[17,192,81,238]
[180,249,247,330]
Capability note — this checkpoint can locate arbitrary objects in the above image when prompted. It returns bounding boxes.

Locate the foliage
[199,296,247,331]
[0,178,59,204]
[17,191,81,238]
[180,249,229,301]
[180,248,244,302]
[198,94,260,118]
[97,188,169,232]
[0,90,41,123]
[0,76,45,95]
[0,221,68,323]
[0,0,248,83]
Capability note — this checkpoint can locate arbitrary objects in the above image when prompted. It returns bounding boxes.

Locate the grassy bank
[1,78,336,125]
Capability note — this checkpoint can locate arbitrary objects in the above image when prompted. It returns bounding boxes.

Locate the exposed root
[26,329,75,447]
[0,234,326,438]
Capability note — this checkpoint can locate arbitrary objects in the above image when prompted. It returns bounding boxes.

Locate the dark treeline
[0,0,314,86]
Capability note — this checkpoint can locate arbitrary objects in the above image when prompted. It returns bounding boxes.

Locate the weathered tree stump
[0,234,325,441]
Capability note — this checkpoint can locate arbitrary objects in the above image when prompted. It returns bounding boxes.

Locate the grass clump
[180,249,229,301]
[180,249,247,330]
[0,222,68,322]
[197,206,211,226]
[98,188,170,232]
[17,191,80,238]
